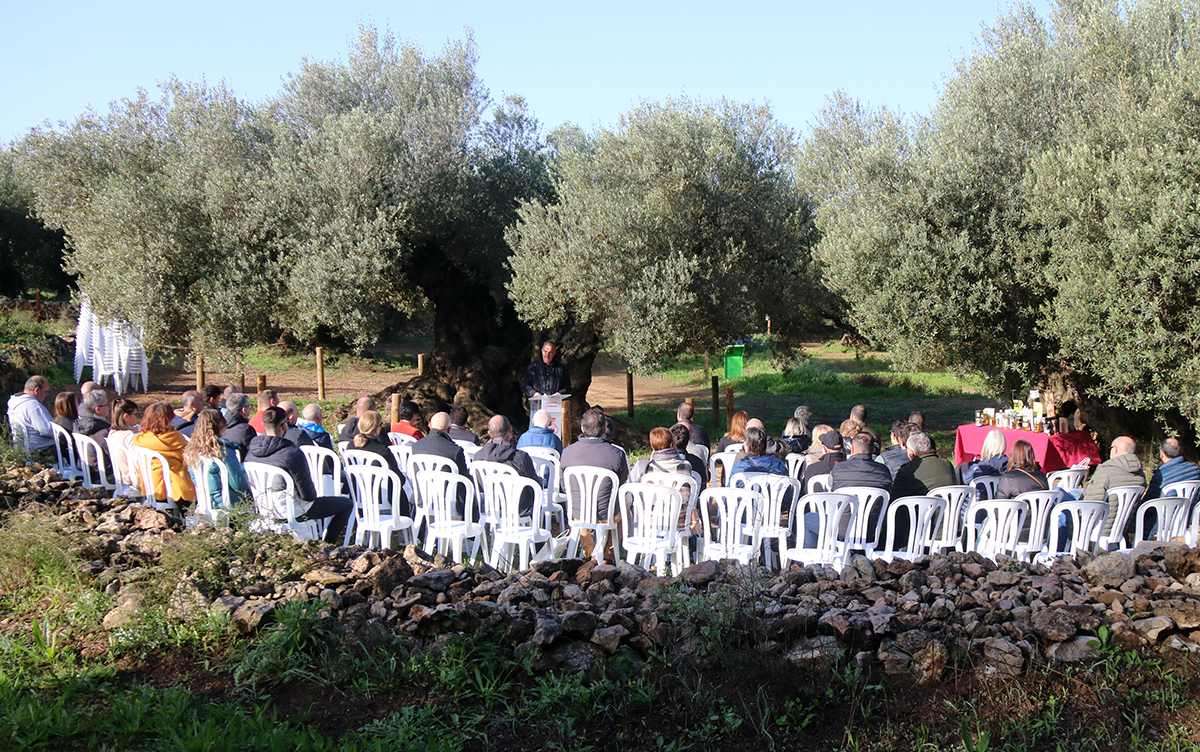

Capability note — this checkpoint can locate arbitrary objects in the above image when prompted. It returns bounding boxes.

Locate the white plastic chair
[562,466,621,563]
[696,487,761,565]
[470,460,518,537]
[343,449,386,468]
[128,445,179,513]
[388,432,417,445]
[344,465,415,550]
[527,453,567,535]
[838,486,890,558]
[1163,480,1200,502]
[782,492,856,567]
[73,433,116,491]
[928,485,976,553]
[301,445,343,497]
[1041,500,1108,560]
[1047,468,1087,490]
[453,438,480,453]
[973,475,999,502]
[336,440,349,457]
[49,423,82,480]
[193,457,233,526]
[522,446,561,462]
[105,433,139,496]
[807,473,832,494]
[724,442,744,455]
[879,496,947,562]
[1015,490,1062,561]
[708,451,738,488]
[640,470,701,566]
[387,444,414,476]
[964,498,1028,560]
[485,475,551,571]
[738,474,801,569]
[1134,496,1190,545]
[417,470,484,562]
[408,454,457,477]
[243,462,320,540]
[619,483,685,573]
[1098,485,1148,551]
[785,453,805,480]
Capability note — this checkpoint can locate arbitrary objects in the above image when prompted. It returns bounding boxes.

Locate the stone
[974,637,1025,679]
[1163,635,1200,652]
[319,588,343,609]
[962,563,985,579]
[349,551,382,574]
[408,567,457,591]
[898,570,927,592]
[102,588,146,630]
[818,609,852,635]
[1157,608,1200,630]
[852,555,876,582]
[532,613,562,645]
[681,560,720,587]
[877,641,910,674]
[549,641,605,675]
[241,582,275,597]
[1045,636,1102,664]
[591,625,629,654]
[497,585,532,608]
[987,570,1021,587]
[1032,609,1077,642]
[210,595,247,618]
[1133,615,1174,642]
[1083,553,1136,588]
[131,506,173,531]
[166,579,209,623]
[592,564,619,582]
[232,599,277,634]
[303,569,349,587]
[867,604,895,635]
[912,642,948,683]
[561,610,598,639]
[786,635,842,671]
[369,557,415,598]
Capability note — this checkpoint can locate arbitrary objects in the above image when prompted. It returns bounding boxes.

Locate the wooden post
[195,355,204,390]
[626,371,635,418]
[417,353,425,376]
[726,386,735,431]
[685,397,694,407]
[711,376,720,431]
[315,347,326,400]
[391,394,400,427]
[257,375,267,394]
[704,353,710,381]
[34,291,42,322]
[562,399,573,447]
[238,372,245,391]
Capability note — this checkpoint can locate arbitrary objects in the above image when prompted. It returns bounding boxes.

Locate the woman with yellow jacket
[132,402,196,505]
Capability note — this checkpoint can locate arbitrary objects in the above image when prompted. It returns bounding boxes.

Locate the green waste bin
[724,345,745,378]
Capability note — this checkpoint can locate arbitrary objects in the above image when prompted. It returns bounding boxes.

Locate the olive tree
[0,149,70,298]
[508,97,825,405]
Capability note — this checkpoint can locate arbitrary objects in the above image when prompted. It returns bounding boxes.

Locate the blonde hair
[811,424,835,444]
[183,410,227,468]
[839,419,863,439]
[354,410,382,448]
[980,429,1007,460]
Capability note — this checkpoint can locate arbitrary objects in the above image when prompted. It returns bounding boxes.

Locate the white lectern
[529,393,570,440]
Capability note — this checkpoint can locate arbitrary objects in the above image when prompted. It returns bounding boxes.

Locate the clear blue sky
[0,0,1054,145]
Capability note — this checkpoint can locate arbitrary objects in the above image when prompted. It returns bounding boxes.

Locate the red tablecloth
[953,425,1102,473]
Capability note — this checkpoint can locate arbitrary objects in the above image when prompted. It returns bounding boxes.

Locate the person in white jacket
[7,375,56,453]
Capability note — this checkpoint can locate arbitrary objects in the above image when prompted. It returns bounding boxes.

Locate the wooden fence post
[391,394,401,427]
[704,352,710,381]
[685,397,694,407]
[316,347,326,400]
[195,355,204,390]
[238,372,245,391]
[726,386,735,431]
[711,376,720,431]
[257,375,267,394]
[562,399,573,447]
[626,371,635,418]
[417,353,425,376]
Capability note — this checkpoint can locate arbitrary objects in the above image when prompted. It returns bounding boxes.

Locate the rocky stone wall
[9,465,1200,679]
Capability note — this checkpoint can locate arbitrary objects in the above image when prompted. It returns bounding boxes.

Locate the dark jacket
[878,444,909,480]
[560,437,628,520]
[892,453,956,499]
[338,417,360,443]
[681,419,710,449]
[448,424,482,446]
[782,435,811,455]
[995,467,1048,500]
[523,357,570,398]
[74,413,111,441]
[475,439,539,516]
[411,429,470,477]
[802,451,841,493]
[1146,456,1200,500]
[285,425,314,448]
[246,434,316,502]
[172,414,197,437]
[223,412,257,460]
[685,451,708,485]
[731,454,788,478]
[831,453,893,493]
[349,433,403,476]
[963,454,1008,485]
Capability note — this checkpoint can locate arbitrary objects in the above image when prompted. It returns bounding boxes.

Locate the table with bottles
[953,422,1102,473]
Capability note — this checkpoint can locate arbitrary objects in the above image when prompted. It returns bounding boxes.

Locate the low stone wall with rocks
[10,465,1200,679]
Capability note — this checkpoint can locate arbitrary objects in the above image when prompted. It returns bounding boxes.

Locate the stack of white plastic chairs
[74,297,148,394]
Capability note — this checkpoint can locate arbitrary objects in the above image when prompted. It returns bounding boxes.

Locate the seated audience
[963,429,1008,485]
[517,409,562,453]
[391,400,425,440]
[1086,436,1146,540]
[349,411,404,476]
[850,405,868,424]
[338,397,376,442]
[803,430,844,493]
[802,423,837,471]
[221,392,257,460]
[172,390,204,436]
[631,426,692,482]
[279,401,314,447]
[717,410,748,453]
[8,376,59,456]
[781,415,811,454]
[53,391,78,435]
[1145,438,1200,500]
[839,418,864,441]
[475,414,540,516]
[248,389,279,434]
[297,403,335,450]
[877,421,915,480]
[560,407,629,562]
[183,409,252,509]
[995,439,1048,499]
[132,402,197,506]
[106,399,140,492]
[892,431,955,499]
[448,406,483,446]
[410,412,469,475]
[671,422,708,485]
[676,401,710,449]
[730,426,788,477]
[831,432,893,492]
[201,384,223,410]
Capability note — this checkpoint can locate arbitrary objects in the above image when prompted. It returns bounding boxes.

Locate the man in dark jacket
[411,412,470,476]
[676,402,710,449]
[832,433,893,492]
[74,389,112,442]
[560,407,628,562]
[245,407,352,543]
[222,392,258,460]
[297,403,335,451]
[338,397,378,443]
[892,432,956,498]
[671,422,708,485]
[279,401,314,448]
[447,406,482,446]
[523,340,570,398]
[171,390,204,437]
[803,431,844,493]
[475,414,540,516]
[878,420,916,480]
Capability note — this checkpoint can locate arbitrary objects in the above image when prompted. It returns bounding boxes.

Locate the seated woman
[731,426,788,477]
[963,429,1008,484]
[131,402,196,507]
[995,439,1048,499]
[717,411,748,453]
[53,392,78,435]
[781,416,811,455]
[351,410,403,476]
[630,427,690,482]
[183,409,251,510]
[106,399,140,493]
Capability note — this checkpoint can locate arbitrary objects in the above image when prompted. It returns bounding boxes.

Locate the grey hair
[488,414,511,439]
[226,392,250,412]
[906,432,933,455]
[82,390,107,411]
[301,403,322,422]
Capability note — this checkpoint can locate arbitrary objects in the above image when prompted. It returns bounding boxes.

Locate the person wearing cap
[802,430,844,494]
[831,432,892,493]
[892,431,956,499]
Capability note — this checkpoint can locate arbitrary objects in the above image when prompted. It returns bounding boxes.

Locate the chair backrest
[73,433,116,490]
[484,475,546,533]
[453,438,480,453]
[388,432,418,445]
[460,444,480,466]
[300,445,342,497]
[619,482,684,544]
[1046,468,1087,490]
[708,452,738,488]
[928,484,977,548]
[1135,496,1191,544]
[388,444,414,475]
[807,473,832,494]
[724,442,743,455]
[195,456,233,515]
[105,433,138,494]
[528,453,562,497]
[965,498,1028,559]
[129,445,176,504]
[838,486,890,552]
[740,474,802,533]
[1015,490,1062,556]
[409,454,458,477]
[1163,480,1200,503]
[470,460,518,520]
[243,462,299,522]
[973,475,999,501]
[641,470,700,513]
[49,423,80,477]
[343,449,386,468]
[522,446,561,462]
[881,496,947,561]
[345,464,406,527]
[336,440,349,456]
[697,487,761,556]
[417,469,477,524]
[1046,500,1109,556]
[793,492,857,564]
[1104,485,1147,546]
[785,453,805,480]
[562,466,620,524]
[687,443,710,465]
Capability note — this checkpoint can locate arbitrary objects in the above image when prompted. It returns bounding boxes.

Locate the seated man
[560,407,628,562]
[676,402,710,449]
[447,406,482,446]
[297,403,335,450]
[222,392,257,460]
[832,432,893,492]
[338,397,376,443]
[390,400,425,441]
[892,432,956,498]
[172,390,204,437]
[201,384,223,411]
[74,389,113,442]
[248,389,278,434]
[730,426,788,477]
[279,401,314,447]
[671,422,708,485]
[878,420,917,480]
[246,407,353,544]
[1086,435,1146,540]
[517,409,563,454]
[220,385,240,419]
[410,411,469,477]
[7,375,55,456]
[475,414,540,516]
[802,430,844,493]
[1145,437,1200,499]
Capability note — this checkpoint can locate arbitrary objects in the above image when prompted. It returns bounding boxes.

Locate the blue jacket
[731,454,788,477]
[963,454,1008,485]
[297,420,334,451]
[517,425,563,454]
[1146,456,1200,499]
[188,438,252,508]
